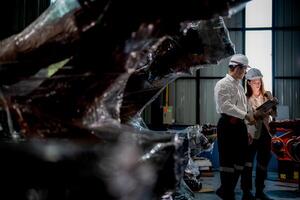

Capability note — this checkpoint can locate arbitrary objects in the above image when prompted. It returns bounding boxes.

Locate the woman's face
[249,79,262,93]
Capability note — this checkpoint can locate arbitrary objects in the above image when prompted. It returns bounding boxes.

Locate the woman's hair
[246,78,266,98]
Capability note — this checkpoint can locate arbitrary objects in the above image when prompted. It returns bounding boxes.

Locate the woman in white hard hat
[240,68,276,200]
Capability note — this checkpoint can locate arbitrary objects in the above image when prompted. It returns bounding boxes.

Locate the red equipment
[269,120,300,188]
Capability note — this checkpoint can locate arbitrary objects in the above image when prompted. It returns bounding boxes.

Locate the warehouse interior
[0,0,299,200]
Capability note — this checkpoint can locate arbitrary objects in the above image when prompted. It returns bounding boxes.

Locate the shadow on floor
[268,189,300,198]
[194,171,299,200]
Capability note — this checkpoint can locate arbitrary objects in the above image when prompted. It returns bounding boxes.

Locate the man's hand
[245,110,267,125]
[248,133,254,145]
[253,110,268,120]
[245,113,256,125]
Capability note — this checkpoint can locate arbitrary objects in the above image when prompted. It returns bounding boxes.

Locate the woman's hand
[264,91,273,100]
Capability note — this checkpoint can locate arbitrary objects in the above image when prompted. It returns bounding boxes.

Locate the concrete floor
[194,171,300,200]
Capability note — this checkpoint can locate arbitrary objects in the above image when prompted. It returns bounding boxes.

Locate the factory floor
[194,171,300,200]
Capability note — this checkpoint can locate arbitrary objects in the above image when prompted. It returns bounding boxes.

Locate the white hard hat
[245,68,263,80]
[229,54,249,68]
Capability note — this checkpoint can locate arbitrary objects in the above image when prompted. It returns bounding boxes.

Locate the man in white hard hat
[229,54,249,68]
[214,54,265,200]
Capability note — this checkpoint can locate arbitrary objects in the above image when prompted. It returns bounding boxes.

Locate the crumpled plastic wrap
[0,0,250,199]
[0,0,110,84]
[0,122,203,200]
[121,16,235,124]
[1,16,235,140]
[0,127,173,200]
[185,125,213,157]
[0,0,250,85]
[163,125,215,197]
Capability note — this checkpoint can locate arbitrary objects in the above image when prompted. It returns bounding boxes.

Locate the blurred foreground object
[0,0,251,199]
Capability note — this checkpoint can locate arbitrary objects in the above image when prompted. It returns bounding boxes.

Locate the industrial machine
[270,120,300,189]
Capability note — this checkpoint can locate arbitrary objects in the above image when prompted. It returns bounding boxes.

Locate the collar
[226,74,240,85]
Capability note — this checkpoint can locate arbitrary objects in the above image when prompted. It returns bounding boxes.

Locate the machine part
[286,137,300,162]
[271,137,285,158]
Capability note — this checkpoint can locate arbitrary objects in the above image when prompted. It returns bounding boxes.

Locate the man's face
[232,65,247,80]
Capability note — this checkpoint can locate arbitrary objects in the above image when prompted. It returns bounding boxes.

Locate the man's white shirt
[214,74,247,119]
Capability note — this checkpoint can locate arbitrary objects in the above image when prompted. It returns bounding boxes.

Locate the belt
[221,113,244,124]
